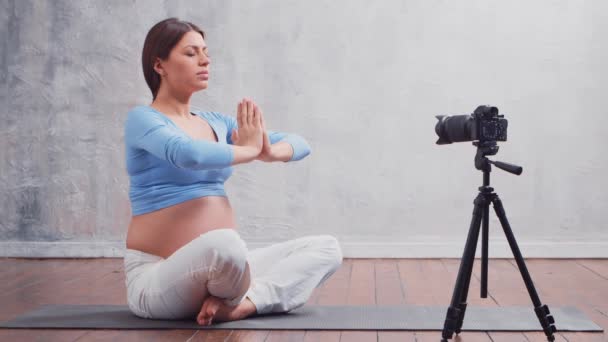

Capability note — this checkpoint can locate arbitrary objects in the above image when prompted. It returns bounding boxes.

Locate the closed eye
[186,52,209,57]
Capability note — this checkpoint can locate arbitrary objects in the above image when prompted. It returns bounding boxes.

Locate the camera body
[435,105,508,145]
[471,105,508,143]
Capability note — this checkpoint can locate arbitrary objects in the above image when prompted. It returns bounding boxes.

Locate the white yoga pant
[124,228,343,319]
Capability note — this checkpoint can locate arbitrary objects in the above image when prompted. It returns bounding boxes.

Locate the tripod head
[473,141,523,175]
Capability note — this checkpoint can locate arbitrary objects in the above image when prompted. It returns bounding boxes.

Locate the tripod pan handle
[492,160,523,175]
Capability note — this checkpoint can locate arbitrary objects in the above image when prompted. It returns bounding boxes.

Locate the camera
[435,105,508,145]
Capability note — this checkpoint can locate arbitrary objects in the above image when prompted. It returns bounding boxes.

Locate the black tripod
[441,141,557,342]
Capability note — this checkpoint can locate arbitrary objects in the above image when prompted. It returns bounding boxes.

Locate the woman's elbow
[291,137,312,161]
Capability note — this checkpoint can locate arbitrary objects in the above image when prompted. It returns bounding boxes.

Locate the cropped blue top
[124,105,311,215]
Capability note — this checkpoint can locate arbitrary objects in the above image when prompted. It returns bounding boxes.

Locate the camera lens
[435,114,475,144]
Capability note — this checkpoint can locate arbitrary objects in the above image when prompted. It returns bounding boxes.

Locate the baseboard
[1,239,607,258]
[341,239,608,258]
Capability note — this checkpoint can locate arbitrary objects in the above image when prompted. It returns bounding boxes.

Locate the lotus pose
[123,18,343,325]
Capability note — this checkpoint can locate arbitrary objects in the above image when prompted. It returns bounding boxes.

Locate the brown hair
[141,18,205,100]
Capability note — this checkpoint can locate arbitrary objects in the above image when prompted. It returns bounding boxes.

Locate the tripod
[441,142,557,342]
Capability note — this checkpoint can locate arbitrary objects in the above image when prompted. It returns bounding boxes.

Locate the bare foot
[197,296,257,326]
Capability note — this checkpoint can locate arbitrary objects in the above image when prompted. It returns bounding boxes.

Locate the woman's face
[155,30,210,94]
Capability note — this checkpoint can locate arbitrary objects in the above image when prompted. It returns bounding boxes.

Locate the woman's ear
[153,57,165,77]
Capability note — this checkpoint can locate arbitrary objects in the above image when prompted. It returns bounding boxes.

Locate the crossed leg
[197,262,255,325]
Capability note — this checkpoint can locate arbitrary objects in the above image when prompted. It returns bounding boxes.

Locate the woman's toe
[198,296,220,325]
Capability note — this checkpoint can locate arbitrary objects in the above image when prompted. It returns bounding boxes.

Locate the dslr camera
[435,105,508,145]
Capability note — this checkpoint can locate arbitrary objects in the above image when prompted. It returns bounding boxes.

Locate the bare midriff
[126,196,237,259]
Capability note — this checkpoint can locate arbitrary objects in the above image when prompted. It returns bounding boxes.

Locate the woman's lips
[196,72,209,80]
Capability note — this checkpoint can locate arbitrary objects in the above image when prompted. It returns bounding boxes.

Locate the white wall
[1,0,607,257]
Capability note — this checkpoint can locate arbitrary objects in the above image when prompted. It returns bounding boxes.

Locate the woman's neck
[152,87,193,119]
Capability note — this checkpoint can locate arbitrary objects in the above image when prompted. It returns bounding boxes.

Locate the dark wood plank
[265,330,306,342]
[302,330,340,342]
[188,329,232,342]
[346,259,375,305]
[485,331,528,341]
[0,259,114,298]
[416,332,492,342]
[18,260,119,303]
[555,332,606,342]
[523,331,568,342]
[73,329,195,341]
[0,329,86,342]
[375,259,405,305]
[577,259,608,280]
[375,258,416,342]
[0,259,121,342]
[397,259,437,341]
[0,257,59,280]
[339,330,377,342]
[341,259,376,342]
[397,259,432,305]
[224,329,269,342]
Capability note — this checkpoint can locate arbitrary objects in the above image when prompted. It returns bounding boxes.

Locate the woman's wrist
[264,142,293,162]
[231,145,262,165]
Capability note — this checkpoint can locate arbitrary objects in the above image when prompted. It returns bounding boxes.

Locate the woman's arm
[231,145,263,165]
[126,108,233,169]
[126,107,258,169]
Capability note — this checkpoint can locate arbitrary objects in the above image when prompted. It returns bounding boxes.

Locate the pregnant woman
[123,17,342,326]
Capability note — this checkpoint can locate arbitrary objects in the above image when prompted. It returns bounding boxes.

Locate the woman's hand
[255,106,277,162]
[231,98,263,154]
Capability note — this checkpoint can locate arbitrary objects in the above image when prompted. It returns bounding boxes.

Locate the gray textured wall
[2,0,607,257]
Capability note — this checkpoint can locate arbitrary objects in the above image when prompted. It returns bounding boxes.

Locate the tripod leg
[456,198,491,333]
[491,195,557,342]
[481,200,489,298]
[441,194,485,342]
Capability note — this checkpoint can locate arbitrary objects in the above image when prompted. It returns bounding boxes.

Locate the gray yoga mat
[0,304,602,331]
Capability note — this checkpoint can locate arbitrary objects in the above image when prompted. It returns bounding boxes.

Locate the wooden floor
[0,258,606,342]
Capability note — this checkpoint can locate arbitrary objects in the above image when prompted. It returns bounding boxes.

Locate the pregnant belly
[126,196,237,259]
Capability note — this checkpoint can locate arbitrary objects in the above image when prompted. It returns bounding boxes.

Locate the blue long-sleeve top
[124,105,311,216]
